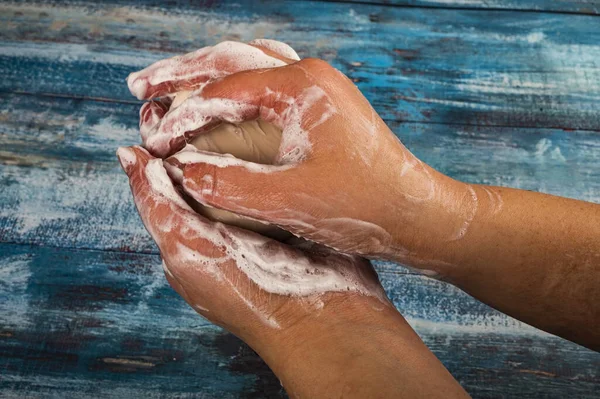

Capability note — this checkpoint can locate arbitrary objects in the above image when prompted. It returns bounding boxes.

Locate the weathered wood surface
[327,0,600,15]
[2,93,598,253]
[1,0,599,398]
[1,1,600,130]
[2,243,600,398]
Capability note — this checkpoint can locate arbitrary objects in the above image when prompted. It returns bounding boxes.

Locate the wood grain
[1,93,598,253]
[326,0,600,15]
[1,0,599,397]
[1,1,599,130]
[2,243,599,398]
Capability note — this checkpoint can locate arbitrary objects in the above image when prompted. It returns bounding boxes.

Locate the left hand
[117,145,388,345]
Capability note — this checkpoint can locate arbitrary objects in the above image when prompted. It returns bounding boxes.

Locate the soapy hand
[129,47,475,270]
[117,145,387,338]
[127,39,299,156]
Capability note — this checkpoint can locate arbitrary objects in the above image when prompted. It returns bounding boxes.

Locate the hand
[134,52,475,271]
[116,145,388,341]
[117,146,470,398]
[120,42,471,396]
[127,39,299,155]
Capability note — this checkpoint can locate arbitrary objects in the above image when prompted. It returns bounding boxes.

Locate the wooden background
[1,0,599,397]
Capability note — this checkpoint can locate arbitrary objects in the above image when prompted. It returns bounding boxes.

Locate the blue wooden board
[1,0,599,397]
[325,0,600,15]
[1,1,599,131]
[2,243,600,398]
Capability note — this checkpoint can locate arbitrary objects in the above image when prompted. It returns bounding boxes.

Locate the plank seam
[308,0,600,17]
[2,89,140,106]
[4,90,600,133]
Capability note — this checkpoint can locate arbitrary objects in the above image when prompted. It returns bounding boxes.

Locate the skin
[120,40,600,397]
[117,145,468,399]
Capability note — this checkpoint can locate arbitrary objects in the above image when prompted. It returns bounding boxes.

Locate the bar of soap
[173,91,291,240]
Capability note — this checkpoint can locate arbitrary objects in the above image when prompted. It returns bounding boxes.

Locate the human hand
[119,42,471,396]
[117,147,471,397]
[131,48,476,271]
[127,39,299,155]
[116,145,388,342]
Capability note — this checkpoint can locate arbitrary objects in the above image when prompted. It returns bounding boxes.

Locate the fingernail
[116,146,137,174]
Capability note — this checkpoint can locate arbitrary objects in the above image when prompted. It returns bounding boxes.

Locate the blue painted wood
[1,93,598,253]
[1,243,599,398]
[1,0,599,397]
[16,0,600,15]
[325,0,600,15]
[0,243,286,399]
[1,1,599,130]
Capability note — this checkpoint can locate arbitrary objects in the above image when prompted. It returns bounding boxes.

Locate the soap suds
[450,185,478,241]
[145,81,334,160]
[129,152,388,326]
[148,96,258,157]
[127,41,287,100]
[249,38,301,61]
[145,159,194,211]
[116,146,137,169]
[171,144,291,174]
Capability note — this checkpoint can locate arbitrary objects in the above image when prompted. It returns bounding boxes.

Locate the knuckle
[298,57,331,71]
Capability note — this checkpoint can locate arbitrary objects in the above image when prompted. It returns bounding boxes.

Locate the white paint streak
[398,95,503,111]
[0,255,33,329]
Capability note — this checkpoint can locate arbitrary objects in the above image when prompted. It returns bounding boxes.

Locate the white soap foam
[127,41,287,99]
[450,185,479,241]
[172,145,290,174]
[135,158,388,326]
[249,38,301,61]
[146,97,258,157]
[116,147,137,168]
[144,159,194,211]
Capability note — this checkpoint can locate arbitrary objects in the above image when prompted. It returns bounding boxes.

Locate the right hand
[129,42,477,272]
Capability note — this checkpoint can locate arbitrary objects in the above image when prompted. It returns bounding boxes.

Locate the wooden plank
[1,2,599,130]
[1,2,598,397]
[1,93,599,253]
[327,0,600,15]
[12,0,600,16]
[1,243,599,398]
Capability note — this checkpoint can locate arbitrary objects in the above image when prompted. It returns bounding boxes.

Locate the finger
[127,40,294,100]
[139,99,171,142]
[147,59,334,158]
[249,39,300,61]
[164,145,298,226]
[116,145,232,266]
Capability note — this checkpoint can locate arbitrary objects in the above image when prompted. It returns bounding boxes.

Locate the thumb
[116,145,198,249]
[164,145,297,224]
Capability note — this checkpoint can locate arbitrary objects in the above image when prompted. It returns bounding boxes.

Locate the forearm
[250,296,469,398]
[423,185,600,349]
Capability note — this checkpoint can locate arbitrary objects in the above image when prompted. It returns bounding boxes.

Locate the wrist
[385,164,475,275]
[250,294,406,396]
[246,293,466,398]
[249,293,395,359]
